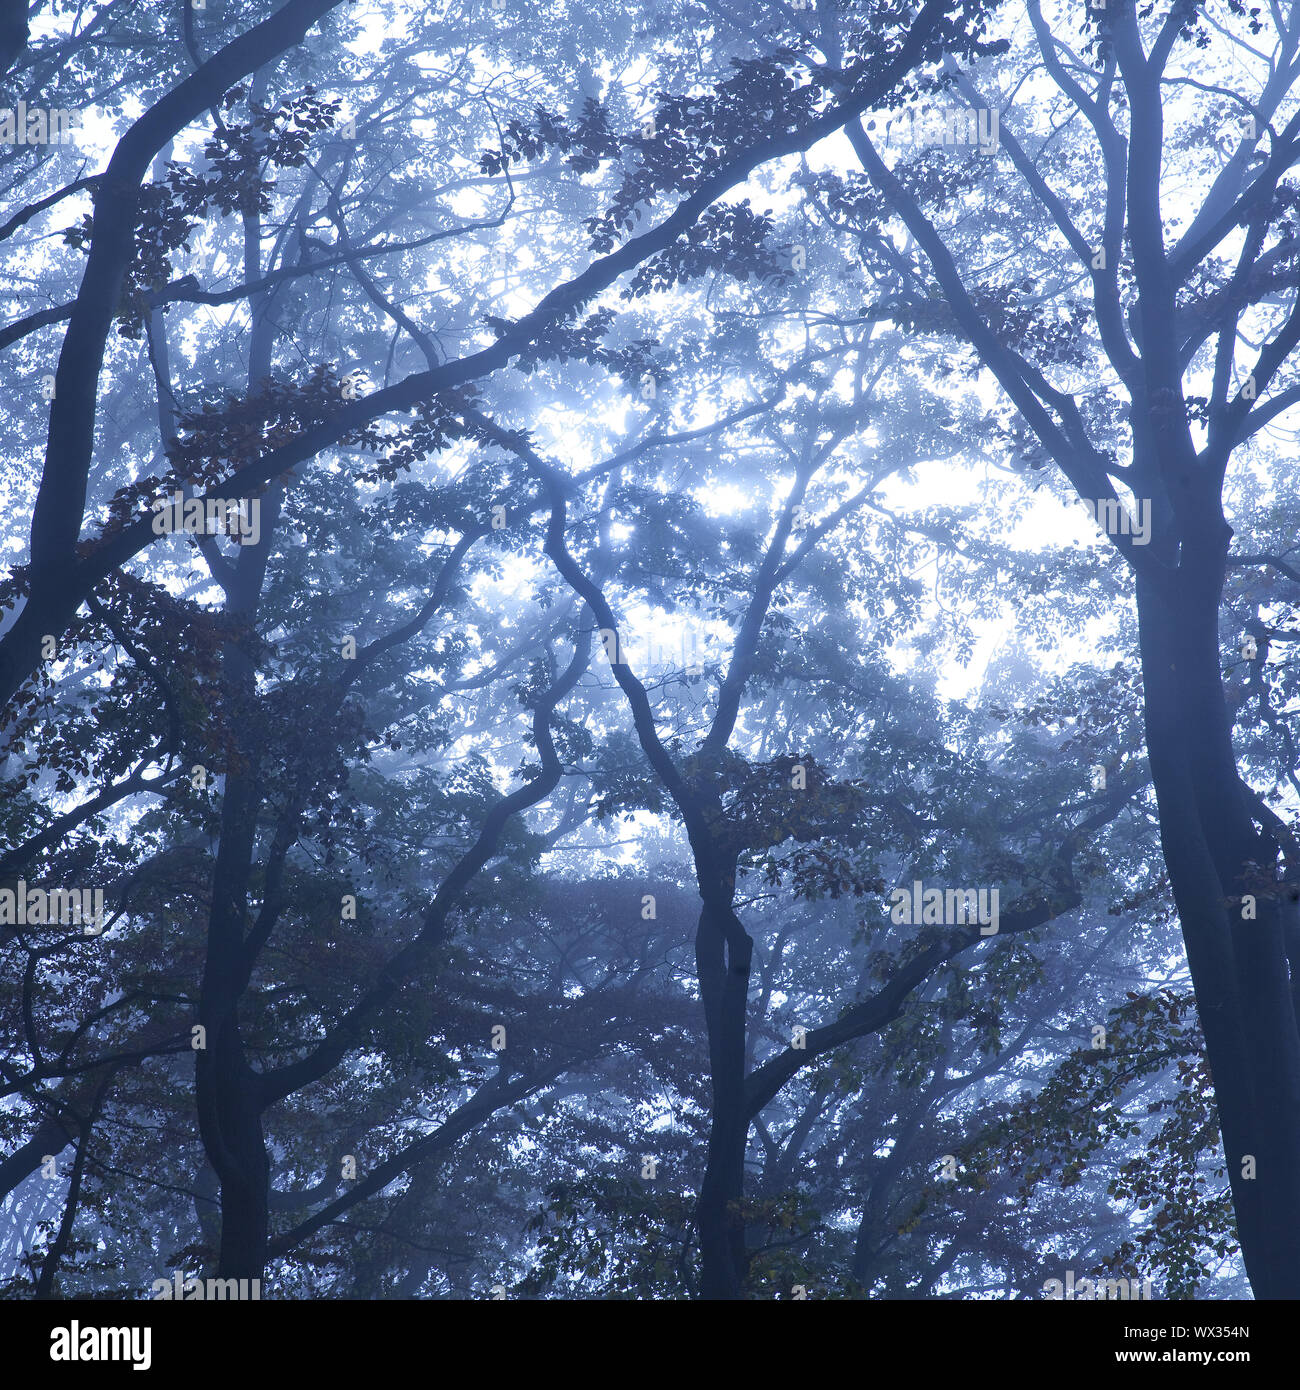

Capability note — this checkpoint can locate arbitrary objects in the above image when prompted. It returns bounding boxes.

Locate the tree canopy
[2,0,1299,1305]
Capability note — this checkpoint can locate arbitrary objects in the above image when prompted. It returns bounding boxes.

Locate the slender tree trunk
[192,187,284,1282]
[693,865,753,1300]
[192,504,281,1282]
[195,738,272,1280]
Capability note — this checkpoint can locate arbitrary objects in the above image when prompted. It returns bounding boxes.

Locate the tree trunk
[1136,570,1300,1298]
[194,749,272,1281]
[193,502,280,1284]
[693,870,753,1300]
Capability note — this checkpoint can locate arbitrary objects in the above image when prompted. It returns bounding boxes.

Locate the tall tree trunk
[192,180,283,1282]
[195,730,272,1281]
[1137,570,1300,1298]
[693,868,752,1300]
[192,499,282,1283]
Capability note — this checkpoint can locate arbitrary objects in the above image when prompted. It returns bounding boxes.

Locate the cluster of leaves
[484,305,661,387]
[1,571,231,798]
[624,203,788,298]
[478,97,622,178]
[933,989,1235,1297]
[972,280,1095,370]
[518,1176,826,1299]
[166,366,379,485]
[707,754,887,900]
[517,1178,696,1299]
[481,51,831,253]
[63,87,340,336]
[353,389,491,484]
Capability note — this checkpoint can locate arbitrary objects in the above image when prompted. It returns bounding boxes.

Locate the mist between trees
[0,0,1297,1302]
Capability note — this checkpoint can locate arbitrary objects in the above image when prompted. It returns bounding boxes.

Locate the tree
[3,0,1294,1304]
[823,0,1300,1298]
